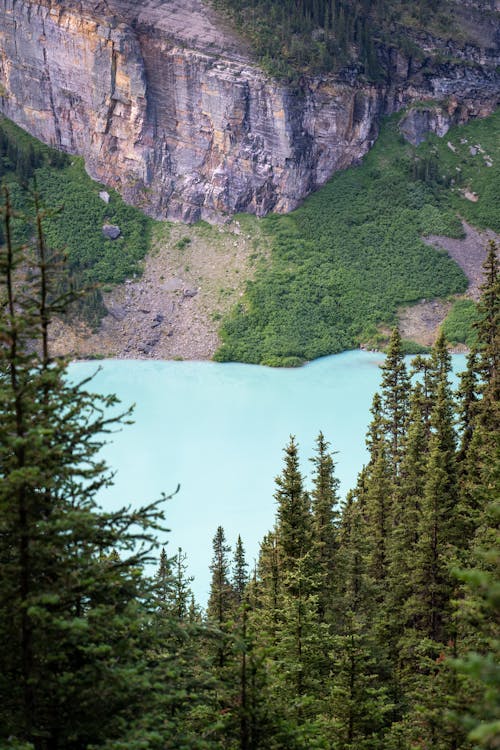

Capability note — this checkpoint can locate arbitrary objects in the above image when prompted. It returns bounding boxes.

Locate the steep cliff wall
[0,0,499,221]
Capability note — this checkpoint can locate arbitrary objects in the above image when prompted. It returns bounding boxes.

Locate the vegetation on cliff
[1,189,498,748]
[215,108,500,366]
[0,116,154,327]
[211,0,495,78]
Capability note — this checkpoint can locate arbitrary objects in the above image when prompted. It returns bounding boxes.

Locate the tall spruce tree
[379,328,410,474]
[233,535,249,605]
[275,436,312,572]
[0,187,202,749]
[310,431,340,622]
[207,526,234,666]
[414,367,458,641]
[156,546,194,620]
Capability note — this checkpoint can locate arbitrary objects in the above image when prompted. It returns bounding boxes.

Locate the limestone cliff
[0,0,499,221]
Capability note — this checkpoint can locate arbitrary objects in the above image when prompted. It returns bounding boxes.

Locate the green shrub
[0,116,155,326]
[441,299,480,346]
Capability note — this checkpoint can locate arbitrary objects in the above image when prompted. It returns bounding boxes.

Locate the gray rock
[183,288,198,299]
[99,190,110,203]
[102,224,121,240]
[108,304,127,321]
[151,313,165,328]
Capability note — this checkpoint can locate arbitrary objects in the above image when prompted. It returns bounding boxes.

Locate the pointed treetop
[232,534,249,603]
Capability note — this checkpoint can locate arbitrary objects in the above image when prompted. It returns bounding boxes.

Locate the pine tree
[310,431,340,622]
[457,348,480,462]
[0,186,199,749]
[156,546,175,604]
[362,393,394,586]
[380,328,410,474]
[414,377,458,642]
[207,525,234,668]
[253,531,281,643]
[160,546,195,620]
[452,242,500,749]
[460,241,499,518]
[325,613,393,750]
[275,436,312,573]
[476,241,499,399]
[233,535,249,605]
[453,499,500,749]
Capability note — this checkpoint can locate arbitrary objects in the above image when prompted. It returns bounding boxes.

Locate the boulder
[102,224,121,240]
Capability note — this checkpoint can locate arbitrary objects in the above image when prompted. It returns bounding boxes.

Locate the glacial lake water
[69,350,467,605]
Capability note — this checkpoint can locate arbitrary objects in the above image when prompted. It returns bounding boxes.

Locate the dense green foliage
[215,110,500,365]
[211,0,467,79]
[206,246,499,748]
[442,298,480,347]
[0,116,153,326]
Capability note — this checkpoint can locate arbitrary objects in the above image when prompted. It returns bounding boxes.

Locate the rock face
[0,0,499,221]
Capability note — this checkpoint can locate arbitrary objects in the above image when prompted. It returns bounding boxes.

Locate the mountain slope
[214,108,500,364]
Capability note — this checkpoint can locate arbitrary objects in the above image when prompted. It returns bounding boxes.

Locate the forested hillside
[211,0,497,77]
[0,186,498,749]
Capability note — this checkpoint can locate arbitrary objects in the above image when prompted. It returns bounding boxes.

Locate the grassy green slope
[215,108,499,366]
[0,117,154,326]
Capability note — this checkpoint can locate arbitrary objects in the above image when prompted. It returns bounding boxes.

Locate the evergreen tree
[476,241,499,398]
[156,546,175,604]
[414,377,458,642]
[337,490,370,621]
[0,186,200,749]
[379,327,410,474]
[233,535,249,605]
[457,348,480,462]
[207,525,234,667]
[274,436,312,572]
[253,531,281,644]
[325,614,393,750]
[158,546,195,620]
[452,242,500,749]
[460,241,499,516]
[453,499,500,749]
[362,392,394,586]
[310,431,340,622]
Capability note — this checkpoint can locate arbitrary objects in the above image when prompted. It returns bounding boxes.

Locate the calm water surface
[69,351,466,604]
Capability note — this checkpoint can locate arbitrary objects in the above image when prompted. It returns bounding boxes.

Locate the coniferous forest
[211,0,488,79]
[0,189,499,749]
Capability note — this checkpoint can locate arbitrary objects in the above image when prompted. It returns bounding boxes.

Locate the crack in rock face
[0,0,499,221]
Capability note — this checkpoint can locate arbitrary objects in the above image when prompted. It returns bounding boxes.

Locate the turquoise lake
[69,350,466,604]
